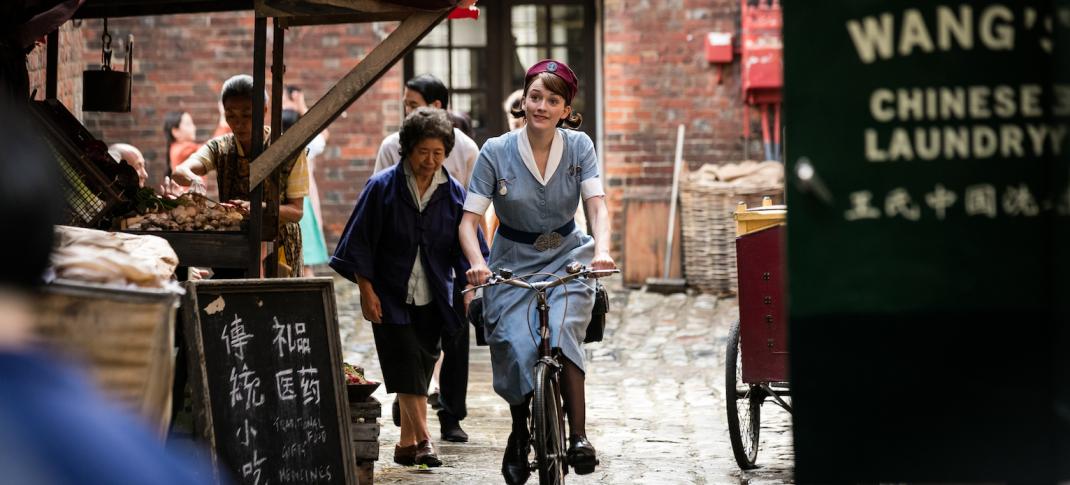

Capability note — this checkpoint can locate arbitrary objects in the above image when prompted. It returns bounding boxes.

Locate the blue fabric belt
[497,219,576,245]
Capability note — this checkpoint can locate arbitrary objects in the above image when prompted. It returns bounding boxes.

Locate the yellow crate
[734,197,787,237]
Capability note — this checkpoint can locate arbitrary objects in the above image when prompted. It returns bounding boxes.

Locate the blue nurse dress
[463,126,605,405]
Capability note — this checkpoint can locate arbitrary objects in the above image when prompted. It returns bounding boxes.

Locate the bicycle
[465,262,620,485]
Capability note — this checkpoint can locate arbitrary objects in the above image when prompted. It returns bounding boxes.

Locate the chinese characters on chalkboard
[219,313,271,484]
[187,280,352,485]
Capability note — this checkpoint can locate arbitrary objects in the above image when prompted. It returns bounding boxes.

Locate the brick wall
[602,0,760,255]
[26,22,83,116]
[43,2,761,263]
[75,13,402,248]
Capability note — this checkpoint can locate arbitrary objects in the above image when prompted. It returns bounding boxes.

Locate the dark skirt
[371,304,442,395]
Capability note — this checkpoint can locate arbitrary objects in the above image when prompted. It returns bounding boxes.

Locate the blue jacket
[330,163,487,335]
[0,351,221,484]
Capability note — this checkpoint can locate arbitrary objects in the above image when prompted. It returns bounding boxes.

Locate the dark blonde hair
[511,72,582,129]
[398,107,455,160]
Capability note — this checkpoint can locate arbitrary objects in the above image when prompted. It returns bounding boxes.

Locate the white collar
[517,125,563,186]
[402,160,448,205]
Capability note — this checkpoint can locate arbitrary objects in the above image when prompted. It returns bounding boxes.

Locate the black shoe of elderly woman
[567,435,598,475]
[501,431,531,485]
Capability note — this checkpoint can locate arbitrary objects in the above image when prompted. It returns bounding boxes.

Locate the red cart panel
[736,224,788,383]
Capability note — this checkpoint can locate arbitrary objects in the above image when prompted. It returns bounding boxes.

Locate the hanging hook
[101,18,113,70]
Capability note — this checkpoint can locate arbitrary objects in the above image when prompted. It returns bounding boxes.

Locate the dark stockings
[510,399,531,438]
[560,358,586,439]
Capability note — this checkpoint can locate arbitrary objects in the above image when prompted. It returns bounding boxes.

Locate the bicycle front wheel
[533,361,567,484]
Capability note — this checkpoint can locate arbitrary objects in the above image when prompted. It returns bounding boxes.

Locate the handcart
[726,197,791,469]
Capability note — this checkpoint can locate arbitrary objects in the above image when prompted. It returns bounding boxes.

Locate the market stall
[21,1,470,483]
[47,0,459,278]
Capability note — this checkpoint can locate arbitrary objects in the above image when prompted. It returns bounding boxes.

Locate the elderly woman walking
[330,107,486,467]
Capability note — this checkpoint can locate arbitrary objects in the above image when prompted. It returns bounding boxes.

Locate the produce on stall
[119,190,247,232]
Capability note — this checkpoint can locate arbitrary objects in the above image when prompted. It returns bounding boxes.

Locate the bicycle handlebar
[461,266,620,294]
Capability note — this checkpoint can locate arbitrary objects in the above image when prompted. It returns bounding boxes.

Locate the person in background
[281,86,331,275]
[459,59,616,483]
[0,92,222,485]
[108,142,148,188]
[374,74,480,443]
[503,89,526,132]
[163,111,199,175]
[171,74,309,278]
[280,107,329,275]
[330,107,486,468]
[375,74,480,189]
[448,110,474,140]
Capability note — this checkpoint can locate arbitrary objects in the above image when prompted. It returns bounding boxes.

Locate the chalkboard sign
[183,278,356,485]
[783,1,1065,482]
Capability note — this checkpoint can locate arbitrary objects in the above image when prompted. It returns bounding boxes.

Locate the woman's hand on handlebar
[466,262,493,287]
[590,250,617,278]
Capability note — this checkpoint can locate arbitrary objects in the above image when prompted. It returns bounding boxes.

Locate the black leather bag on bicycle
[584,281,610,343]
[469,281,609,345]
[467,296,488,346]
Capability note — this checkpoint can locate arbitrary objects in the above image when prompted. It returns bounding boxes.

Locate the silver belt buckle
[532,232,563,252]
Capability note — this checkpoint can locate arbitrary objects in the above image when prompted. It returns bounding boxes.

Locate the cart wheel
[726,319,762,469]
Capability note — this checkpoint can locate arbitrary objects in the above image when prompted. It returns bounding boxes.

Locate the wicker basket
[32,280,179,439]
[680,163,783,295]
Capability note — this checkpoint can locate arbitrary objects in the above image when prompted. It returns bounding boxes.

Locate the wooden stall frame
[248,5,450,188]
[59,0,458,277]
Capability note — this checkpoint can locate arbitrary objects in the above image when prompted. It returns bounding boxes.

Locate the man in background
[109,142,149,188]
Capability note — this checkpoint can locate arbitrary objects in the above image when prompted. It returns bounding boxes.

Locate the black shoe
[391,397,400,427]
[393,443,417,466]
[567,435,598,475]
[428,389,442,410]
[414,440,442,467]
[501,431,531,485]
[439,411,469,442]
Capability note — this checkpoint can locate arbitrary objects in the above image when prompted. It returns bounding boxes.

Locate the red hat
[525,59,578,104]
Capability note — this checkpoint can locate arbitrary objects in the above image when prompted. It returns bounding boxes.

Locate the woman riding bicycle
[458,59,616,484]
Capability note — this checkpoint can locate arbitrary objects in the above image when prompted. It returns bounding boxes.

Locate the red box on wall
[704,32,733,63]
[741,2,783,104]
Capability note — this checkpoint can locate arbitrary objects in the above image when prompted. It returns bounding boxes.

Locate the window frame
[404,0,598,144]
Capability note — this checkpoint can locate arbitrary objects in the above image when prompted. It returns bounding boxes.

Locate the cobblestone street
[334,276,794,484]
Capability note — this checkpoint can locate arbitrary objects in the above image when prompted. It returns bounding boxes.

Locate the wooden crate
[350,422,380,441]
[32,280,179,438]
[349,398,381,484]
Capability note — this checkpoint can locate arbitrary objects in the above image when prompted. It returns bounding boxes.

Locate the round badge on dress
[498,179,508,196]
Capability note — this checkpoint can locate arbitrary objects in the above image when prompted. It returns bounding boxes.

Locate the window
[405,1,597,145]
[406,7,492,142]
